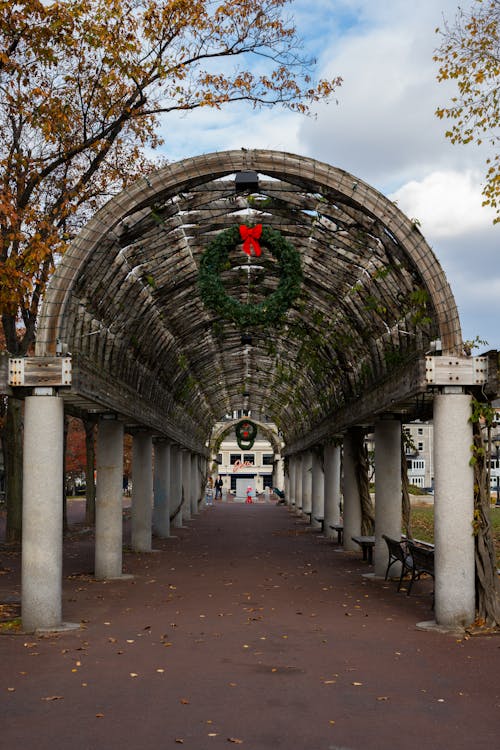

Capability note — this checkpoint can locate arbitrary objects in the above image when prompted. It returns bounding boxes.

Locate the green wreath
[236,419,257,450]
[198,225,302,328]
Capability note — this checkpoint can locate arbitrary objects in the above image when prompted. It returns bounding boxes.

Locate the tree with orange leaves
[0,0,340,539]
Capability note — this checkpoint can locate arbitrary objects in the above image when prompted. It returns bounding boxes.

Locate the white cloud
[297,1,487,192]
[390,171,497,238]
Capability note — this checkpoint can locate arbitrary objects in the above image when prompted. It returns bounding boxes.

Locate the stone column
[288,457,296,507]
[191,453,199,515]
[275,456,285,489]
[374,419,402,578]
[324,444,342,538]
[131,432,153,552]
[95,418,125,580]
[181,450,192,521]
[295,454,303,512]
[22,392,65,632]
[433,391,475,628]
[153,440,170,538]
[301,451,312,516]
[342,430,362,550]
[170,445,183,528]
[311,449,325,528]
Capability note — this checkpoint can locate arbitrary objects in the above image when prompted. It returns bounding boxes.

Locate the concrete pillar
[284,463,290,504]
[342,430,362,550]
[153,440,170,538]
[288,457,296,506]
[301,451,312,516]
[95,418,125,580]
[374,419,402,577]
[170,445,183,528]
[191,453,199,515]
[181,450,192,521]
[131,432,153,552]
[311,449,324,528]
[324,444,342,537]
[295,454,303,511]
[433,391,475,628]
[22,393,64,632]
[275,456,285,489]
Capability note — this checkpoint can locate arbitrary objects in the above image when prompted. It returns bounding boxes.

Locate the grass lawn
[410,503,500,567]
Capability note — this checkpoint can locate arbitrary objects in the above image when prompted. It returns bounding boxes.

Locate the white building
[404,421,434,491]
[211,413,284,499]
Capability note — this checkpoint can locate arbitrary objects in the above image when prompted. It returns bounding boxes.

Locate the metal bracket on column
[425,355,488,386]
[8,356,72,387]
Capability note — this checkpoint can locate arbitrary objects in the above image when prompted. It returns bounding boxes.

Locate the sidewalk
[1,501,499,749]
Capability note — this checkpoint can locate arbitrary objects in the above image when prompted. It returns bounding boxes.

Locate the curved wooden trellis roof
[36,150,463,454]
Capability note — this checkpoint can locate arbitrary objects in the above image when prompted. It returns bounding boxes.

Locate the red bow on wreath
[240,224,262,257]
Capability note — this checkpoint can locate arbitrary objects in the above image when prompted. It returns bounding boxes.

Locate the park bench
[351,535,375,564]
[329,524,344,544]
[314,516,325,532]
[382,534,413,591]
[406,539,435,599]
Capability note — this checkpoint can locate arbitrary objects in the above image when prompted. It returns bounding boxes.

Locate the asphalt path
[1,500,499,749]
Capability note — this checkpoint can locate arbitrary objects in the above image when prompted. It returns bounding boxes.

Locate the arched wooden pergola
[2,150,497,633]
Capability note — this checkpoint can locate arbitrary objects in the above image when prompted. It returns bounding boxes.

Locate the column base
[416,619,465,636]
[34,621,81,635]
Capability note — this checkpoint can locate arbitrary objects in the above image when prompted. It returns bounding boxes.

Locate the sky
[158,0,499,352]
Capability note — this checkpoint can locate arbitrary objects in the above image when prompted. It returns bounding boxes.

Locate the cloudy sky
[159,0,499,351]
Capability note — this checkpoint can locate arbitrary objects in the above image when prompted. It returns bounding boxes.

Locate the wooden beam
[284,358,429,454]
[8,357,72,387]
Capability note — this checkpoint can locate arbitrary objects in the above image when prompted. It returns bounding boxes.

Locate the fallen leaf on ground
[180,698,190,704]
[41,695,63,701]
[227,739,243,744]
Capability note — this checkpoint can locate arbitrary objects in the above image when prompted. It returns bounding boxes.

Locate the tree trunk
[84,419,96,526]
[351,427,375,535]
[5,397,23,542]
[401,440,412,538]
[472,419,500,627]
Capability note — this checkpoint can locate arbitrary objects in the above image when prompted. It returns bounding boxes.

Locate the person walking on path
[214,477,223,500]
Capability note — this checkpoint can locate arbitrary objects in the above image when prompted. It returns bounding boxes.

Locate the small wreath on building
[236,419,258,450]
[198,225,302,328]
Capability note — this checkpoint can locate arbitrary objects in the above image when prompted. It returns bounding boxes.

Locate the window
[230,454,241,465]
[408,459,425,471]
[417,442,424,451]
[243,454,254,464]
[262,454,274,465]
[417,428,423,435]
[411,476,424,487]
[263,475,273,489]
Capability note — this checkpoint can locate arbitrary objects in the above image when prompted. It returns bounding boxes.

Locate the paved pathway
[1,501,499,749]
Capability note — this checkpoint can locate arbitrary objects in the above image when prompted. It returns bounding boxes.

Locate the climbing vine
[470,399,500,627]
[351,427,375,535]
